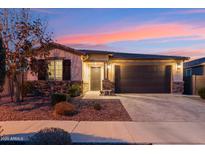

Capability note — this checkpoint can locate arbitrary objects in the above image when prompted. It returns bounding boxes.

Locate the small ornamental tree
[0,37,6,94]
[0,9,53,102]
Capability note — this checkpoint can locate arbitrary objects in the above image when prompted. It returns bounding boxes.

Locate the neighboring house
[184,57,205,77]
[184,57,205,95]
[3,43,189,96]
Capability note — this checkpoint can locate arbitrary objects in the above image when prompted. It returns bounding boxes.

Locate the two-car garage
[114,65,172,93]
[81,49,188,94]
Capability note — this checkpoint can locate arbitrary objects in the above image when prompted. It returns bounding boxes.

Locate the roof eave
[111,57,190,60]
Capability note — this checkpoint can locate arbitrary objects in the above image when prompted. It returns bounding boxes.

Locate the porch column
[104,62,109,80]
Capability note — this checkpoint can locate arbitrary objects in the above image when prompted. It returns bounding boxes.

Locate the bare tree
[0,37,6,99]
[0,9,53,102]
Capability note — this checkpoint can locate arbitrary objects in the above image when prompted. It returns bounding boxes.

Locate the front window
[48,60,63,80]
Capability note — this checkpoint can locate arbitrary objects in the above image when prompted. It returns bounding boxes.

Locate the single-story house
[3,43,189,96]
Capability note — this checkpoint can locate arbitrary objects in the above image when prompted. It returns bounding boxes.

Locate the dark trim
[63,59,71,81]
[37,59,47,80]
[46,57,65,60]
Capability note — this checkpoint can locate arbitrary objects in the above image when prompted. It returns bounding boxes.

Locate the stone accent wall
[172,81,184,94]
[102,79,115,91]
[83,82,89,93]
[25,80,82,97]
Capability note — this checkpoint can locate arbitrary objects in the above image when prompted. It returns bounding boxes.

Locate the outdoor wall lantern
[176,62,182,70]
[107,64,111,69]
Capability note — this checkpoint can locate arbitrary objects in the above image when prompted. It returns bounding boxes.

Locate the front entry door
[90,67,101,91]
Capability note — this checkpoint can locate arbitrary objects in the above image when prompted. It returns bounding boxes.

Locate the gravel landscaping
[0,97,131,121]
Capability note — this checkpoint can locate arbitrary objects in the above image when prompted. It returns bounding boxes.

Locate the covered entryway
[90,67,101,91]
[115,65,171,93]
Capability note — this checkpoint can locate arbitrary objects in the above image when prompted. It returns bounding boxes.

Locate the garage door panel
[115,65,171,93]
[121,75,165,80]
[120,74,166,80]
[120,79,165,84]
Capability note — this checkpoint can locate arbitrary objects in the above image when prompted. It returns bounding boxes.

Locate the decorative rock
[172,81,184,94]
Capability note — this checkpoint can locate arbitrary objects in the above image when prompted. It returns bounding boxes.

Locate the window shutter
[38,59,47,80]
[63,59,71,80]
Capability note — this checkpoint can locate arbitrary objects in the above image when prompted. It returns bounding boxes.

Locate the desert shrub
[54,102,77,116]
[29,127,71,145]
[198,87,205,99]
[68,83,81,97]
[23,82,43,97]
[93,103,102,111]
[51,93,71,106]
[23,82,35,96]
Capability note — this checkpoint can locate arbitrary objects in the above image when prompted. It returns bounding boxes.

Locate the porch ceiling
[82,54,110,62]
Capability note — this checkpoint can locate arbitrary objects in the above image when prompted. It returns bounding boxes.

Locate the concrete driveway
[80,92,205,144]
[118,94,205,122]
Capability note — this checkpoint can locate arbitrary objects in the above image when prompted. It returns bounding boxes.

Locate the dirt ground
[0,97,131,121]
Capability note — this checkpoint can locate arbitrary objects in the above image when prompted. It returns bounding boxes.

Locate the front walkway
[82,91,116,99]
[1,120,205,144]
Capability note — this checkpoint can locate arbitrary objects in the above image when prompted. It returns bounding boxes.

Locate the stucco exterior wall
[26,48,82,81]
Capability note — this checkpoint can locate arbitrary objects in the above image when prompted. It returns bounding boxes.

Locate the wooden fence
[184,75,205,95]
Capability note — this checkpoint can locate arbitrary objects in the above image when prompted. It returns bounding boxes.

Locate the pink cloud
[67,43,116,51]
[158,49,205,60]
[57,23,205,45]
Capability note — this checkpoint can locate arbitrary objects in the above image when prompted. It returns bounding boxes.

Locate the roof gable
[35,42,84,56]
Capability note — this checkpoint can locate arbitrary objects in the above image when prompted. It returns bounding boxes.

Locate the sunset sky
[31,8,205,59]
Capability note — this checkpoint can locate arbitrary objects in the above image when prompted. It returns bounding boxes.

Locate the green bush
[68,83,81,97]
[29,127,71,145]
[51,93,71,106]
[93,103,102,111]
[198,87,205,99]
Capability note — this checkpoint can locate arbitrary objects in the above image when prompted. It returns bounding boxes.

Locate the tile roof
[35,43,189,60]
[79,49,189,60]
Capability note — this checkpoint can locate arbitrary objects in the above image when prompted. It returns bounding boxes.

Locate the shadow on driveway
[0,132,137,145]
